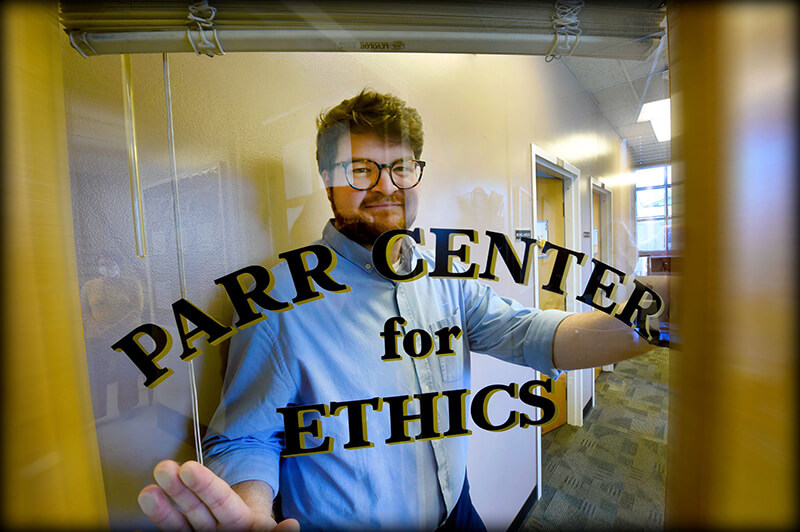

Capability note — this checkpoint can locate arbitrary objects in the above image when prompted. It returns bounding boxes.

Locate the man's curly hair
[316,89,424,177]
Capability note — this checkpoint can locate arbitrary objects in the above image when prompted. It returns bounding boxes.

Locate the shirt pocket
[427,312,465,384]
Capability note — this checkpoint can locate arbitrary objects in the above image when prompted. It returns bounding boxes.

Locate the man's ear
[319,170,333,195]
[321,172,334,202]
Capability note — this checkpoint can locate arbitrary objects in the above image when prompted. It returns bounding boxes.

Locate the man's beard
[331,191,410,248]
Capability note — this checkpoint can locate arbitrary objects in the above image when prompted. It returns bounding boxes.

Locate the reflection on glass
[536,175,567,312]
[61,46,660,530]
[634,165,672,254]
[592,191,602,260]
[637,219,666,251]
[636,188,667,218]
[666,219,672,250]
[632,166,665,187]
[634,255,649,276]
[668,187,672,217]
[80,253,145,420]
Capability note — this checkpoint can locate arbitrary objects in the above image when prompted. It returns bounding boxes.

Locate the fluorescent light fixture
[638,98,671,142]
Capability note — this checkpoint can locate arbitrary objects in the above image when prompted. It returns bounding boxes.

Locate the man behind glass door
[137,90,655,531]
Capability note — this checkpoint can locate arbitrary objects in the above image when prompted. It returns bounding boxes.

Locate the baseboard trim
[508,485,539,531]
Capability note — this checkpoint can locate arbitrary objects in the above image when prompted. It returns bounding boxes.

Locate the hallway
[521,348,669,530]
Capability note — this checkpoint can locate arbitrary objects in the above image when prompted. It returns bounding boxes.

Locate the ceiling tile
[563,31,671,169]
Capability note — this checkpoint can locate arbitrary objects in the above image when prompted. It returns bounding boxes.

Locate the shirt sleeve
[459,277,571,380]
[202,316,296,497]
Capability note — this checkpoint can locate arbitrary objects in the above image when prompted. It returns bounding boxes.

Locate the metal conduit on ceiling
[60,0,665,59]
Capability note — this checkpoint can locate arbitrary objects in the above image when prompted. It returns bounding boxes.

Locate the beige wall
[62,46,632,527]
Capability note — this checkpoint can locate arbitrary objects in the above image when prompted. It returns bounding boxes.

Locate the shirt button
[365,263,372,270]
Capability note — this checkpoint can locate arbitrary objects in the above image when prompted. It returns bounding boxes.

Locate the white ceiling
[562,22,670,169]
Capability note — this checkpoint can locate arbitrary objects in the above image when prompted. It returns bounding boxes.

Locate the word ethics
[277,379,556,457]
[112,228,663,388]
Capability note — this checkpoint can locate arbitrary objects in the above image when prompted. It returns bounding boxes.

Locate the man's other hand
[138,460,300,531]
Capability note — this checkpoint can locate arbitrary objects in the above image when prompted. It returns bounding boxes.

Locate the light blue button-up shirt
[203,221,569,531]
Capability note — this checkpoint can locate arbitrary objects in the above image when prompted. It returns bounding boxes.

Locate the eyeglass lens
[345,160,423,189]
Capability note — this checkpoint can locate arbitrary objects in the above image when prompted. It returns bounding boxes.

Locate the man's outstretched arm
[138,460,299,531]
[552,310,655,370]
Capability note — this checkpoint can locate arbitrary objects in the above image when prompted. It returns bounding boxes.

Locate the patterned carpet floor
[520,347,669,531]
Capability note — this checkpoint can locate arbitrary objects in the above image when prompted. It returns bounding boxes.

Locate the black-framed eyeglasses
[330,158,426,190]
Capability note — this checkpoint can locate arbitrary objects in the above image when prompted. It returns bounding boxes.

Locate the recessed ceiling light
[638,98,671,142]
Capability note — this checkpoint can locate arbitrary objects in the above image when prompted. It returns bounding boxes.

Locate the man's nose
[372,166,398,194]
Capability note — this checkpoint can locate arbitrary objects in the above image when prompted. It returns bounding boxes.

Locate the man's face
[323,132,420,248]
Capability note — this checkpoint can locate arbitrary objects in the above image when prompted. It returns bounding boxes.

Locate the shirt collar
[321,220,417,278]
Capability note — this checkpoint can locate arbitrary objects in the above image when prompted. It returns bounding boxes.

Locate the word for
[112,228,663,388]
[379,316,462,361]
[277,379,556,457]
